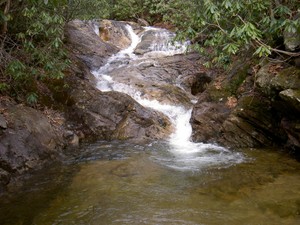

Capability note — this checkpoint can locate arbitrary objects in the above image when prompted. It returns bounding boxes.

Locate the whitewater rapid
[92,24,244,171]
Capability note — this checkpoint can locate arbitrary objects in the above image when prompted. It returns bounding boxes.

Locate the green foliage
[26,92,38,105]
[65,0,111,21]
[19,4,69,78]
[1,0,71,105]
[111,0,169,24]
[162,0,300,66]
[0,83,9,92]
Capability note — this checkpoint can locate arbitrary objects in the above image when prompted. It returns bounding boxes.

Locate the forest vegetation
[0,0,299,105]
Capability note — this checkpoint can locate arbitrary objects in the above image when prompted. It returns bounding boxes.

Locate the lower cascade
[92,24,243,171]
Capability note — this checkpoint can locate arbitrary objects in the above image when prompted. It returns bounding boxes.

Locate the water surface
[1,141,300,225]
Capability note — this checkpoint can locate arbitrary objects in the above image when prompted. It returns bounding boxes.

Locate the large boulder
[0,98,66,192]
[191,99,231,143]
[64,20,174,143]
[65,65,172,143]
[219,94,285,148]
[256,63,300,96]
[279,89,300,112]
[190,60,300,151]
[107,53,205,106]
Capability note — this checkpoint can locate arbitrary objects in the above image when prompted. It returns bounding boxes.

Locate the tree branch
[255,39,300,57]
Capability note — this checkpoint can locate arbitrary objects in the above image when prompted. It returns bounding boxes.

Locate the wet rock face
[191,100,230,143]
[0,99,66,191]
[65,20,119,69]
[98,20,132,49]
[65,18,299,152]
[65,67,172,143]
[108,53,204,106]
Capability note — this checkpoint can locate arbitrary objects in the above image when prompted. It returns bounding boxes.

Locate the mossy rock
[279,89,300,112]
[206,61,251,102]
[271,67,300,91]
[256,64,300,97]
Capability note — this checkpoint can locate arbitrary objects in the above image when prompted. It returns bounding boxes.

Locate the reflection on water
[1,141,300,225]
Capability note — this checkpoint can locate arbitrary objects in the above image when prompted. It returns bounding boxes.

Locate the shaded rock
[281,118,300,148]
[279,89,300,112]
[295,57,300,68]
[191,100,230,143]
[219,95,285,148]
[0,100,66,191]
[284,31,300,51]
[189,73,212,95]
[65,20,119,69]
[271,67,300,90]
[256,64,300,96]
[137,18,150,27]
[255,63,275,94]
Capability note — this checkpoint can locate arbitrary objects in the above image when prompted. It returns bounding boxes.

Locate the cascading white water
[92,24,244,171]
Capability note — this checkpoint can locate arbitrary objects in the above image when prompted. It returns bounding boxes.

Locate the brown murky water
[0,141,300,225]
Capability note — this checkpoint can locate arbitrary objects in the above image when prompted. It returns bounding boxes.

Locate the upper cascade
[92,20,189,59]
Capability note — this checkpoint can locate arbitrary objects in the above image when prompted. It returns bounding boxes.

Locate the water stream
[91,24,243,171]
[1,24,300,224]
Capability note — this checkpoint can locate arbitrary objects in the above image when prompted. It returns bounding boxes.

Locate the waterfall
[92,24,243,171]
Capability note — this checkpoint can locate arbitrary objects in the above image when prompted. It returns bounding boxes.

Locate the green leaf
[254,45,271,57]
[27,93,38,105]
[223,43,239,54]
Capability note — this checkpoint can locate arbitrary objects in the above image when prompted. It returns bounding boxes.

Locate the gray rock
[0,114,7,129]
[137,18,150,27]
[256,64,300,96]
[65,20,119,69]
[65,68,172,143]
[191,101,230,143]
[279,89,300,112]
[219,95,284,148]
[108,53,203,106]
[0,102,66,190]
